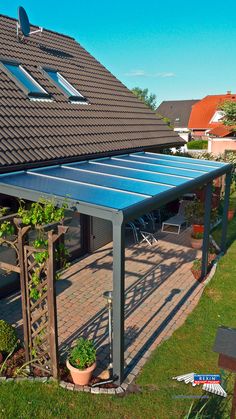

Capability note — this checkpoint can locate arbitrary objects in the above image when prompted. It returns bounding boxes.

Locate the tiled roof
[209,125,235,137]
[188,94,236,130]
[156,100,199,128]
[0,14,182,172]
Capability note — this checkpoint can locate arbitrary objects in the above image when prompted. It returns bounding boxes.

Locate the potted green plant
[191,258,202,280]
[190,232,203,249]
[185,200,205,234]
[66,338,96,385]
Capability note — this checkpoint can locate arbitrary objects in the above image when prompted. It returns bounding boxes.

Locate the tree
[131,87,157,110]
[219,100,236,128]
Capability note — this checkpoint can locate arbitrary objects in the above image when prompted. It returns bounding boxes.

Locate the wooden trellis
[0,217,67,379]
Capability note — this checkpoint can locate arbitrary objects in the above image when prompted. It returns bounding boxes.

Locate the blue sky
[1,1,236,105]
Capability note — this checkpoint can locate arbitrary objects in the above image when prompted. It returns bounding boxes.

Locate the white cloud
[124,70,175,78]
[124,69,146,77]
[157,72,175,78]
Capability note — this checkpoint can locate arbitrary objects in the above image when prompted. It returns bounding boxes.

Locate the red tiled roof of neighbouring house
[188,93,236,130]
[0,14,182,172]
[209,125,235,137]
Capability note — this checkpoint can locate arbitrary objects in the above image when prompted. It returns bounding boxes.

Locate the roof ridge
[0,12,75,40]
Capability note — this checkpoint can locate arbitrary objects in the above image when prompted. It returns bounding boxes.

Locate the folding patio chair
[161,200,188,235]
[125,222,139,243]
[140,231,158,246]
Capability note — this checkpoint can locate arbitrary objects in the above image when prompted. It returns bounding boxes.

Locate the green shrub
[69,338,96,370]
[0,320,17,354]
[187,140,208,150]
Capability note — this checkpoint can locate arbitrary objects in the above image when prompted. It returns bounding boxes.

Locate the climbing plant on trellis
[0,200,68,379]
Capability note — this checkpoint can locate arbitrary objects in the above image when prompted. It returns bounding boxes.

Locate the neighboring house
[208,126,236,155]
[188,92,236,138]
[156,100,199,141]
[0,13,183,261]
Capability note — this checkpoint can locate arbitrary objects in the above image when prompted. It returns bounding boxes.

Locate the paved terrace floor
[0,228,204,380]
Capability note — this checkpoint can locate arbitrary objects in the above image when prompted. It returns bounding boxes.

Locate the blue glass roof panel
[0,172,148,210]
[142,152,225,167]
[34,166,171,196]
[97,157,202,178]
[67,161,188,186]
[127,154,216,173]
[0,152,230,214]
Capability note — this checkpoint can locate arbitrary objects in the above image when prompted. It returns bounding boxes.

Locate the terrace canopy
[0,151,232,384]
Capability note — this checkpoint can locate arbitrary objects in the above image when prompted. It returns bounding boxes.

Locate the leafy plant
[33,238,48,249]
[183,401,209,419]
[192,259,201,271]
[0,207,9,218]
[185,200,205,225]
[0,320,18,354]
[0,221,15,238]
[17,198,68,227]
[68,338,96,370]
[191,232,204,239]
[0,339,19,376]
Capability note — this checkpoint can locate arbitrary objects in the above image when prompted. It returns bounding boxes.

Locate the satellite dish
[17,6,43,40]
[18,6,30,37]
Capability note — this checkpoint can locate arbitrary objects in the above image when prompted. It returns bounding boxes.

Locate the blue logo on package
[194,374,221,385]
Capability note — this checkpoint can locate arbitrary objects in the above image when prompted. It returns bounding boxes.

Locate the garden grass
[0,234,236,418]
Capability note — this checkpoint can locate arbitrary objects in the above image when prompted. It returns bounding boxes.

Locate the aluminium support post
[221,171,231,254]
[201,182,213,279]
[112,217,125,386]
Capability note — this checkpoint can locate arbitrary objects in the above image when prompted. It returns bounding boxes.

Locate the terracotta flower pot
[228,209,235,221]
[190,237,203,249]
[192,224,204,234]
[66,359,96,385]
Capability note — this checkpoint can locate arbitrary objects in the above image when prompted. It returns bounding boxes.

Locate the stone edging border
[0,376,126,395]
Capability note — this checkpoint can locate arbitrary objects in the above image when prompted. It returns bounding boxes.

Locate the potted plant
[185,200,205,234]
[66,337,96,385]
[191,258,202,280]
[190,232,204,249]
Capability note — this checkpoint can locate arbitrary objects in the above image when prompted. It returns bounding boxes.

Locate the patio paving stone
[0,227,206,385]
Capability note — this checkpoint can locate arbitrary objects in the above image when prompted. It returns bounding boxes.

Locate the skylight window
[2,62,50,99]
[44,69,87,103]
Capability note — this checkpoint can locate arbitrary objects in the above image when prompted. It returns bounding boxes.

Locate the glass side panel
[4,63,45,94]
[63,211,83,258]
[46,70,83,98]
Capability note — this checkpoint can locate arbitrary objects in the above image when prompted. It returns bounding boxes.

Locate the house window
[210,111,225,123]
[44,69,87,103]
[2,62,49,99]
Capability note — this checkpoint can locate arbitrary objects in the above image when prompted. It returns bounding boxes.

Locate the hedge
[187,140,208,150]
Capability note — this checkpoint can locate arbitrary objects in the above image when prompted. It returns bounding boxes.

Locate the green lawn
[0,230,236,418]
